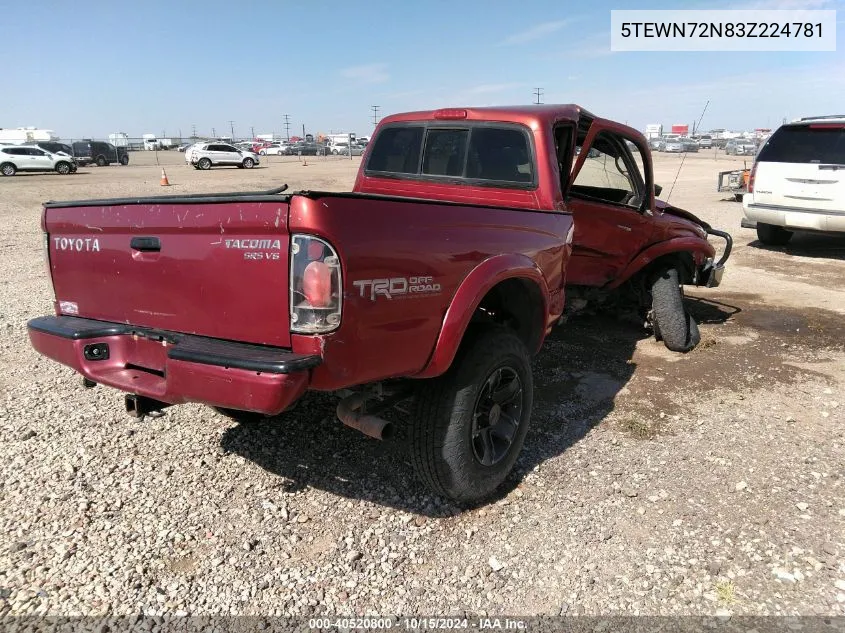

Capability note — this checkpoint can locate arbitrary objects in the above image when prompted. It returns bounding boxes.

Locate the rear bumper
[27,316,320,415]
[743,201,845,233]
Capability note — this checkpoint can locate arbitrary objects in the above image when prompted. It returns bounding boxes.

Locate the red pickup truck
[28,105,730,504]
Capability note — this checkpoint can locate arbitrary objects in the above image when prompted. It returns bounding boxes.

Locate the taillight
[290,234,341,333]
[748,163,757,194]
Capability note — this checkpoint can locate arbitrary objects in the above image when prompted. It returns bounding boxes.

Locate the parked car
[177,143,194,152]
[259,143,291,156]
[24,141,75,158]
[329,142,349,155]
[743,115,845,245]
[697,135,713,149]
[649,137,664,151]
[663,138,686,153]
[28,104,730,504]
[680,138,699,153]
[186,142,260,169]
[72,141,129,166]
[285,142,324,156]
[725,139,757,156]
[341,144,367,157]
[0,145,77,176]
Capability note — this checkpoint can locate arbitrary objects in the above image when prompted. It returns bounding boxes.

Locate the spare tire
[651,267,700,353]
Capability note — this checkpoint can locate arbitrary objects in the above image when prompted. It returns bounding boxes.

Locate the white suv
[0,145,77,176]
[186,142,260,170]
[743,116,845,245]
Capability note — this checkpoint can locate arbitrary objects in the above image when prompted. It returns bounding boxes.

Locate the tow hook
[125,394,171,420]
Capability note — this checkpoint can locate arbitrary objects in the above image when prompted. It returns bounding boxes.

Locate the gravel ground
[0,152,843,618]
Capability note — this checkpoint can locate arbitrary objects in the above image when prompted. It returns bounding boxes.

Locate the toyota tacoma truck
[28,105,731,504]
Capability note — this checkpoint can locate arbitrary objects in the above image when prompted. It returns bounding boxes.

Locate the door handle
[130,236,161,252]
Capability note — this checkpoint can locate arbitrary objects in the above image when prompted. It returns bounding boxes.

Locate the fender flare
[608,237,715,289]
[415,253,550,379]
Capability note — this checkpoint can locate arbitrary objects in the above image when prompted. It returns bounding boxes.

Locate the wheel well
[471,278,545,353]
[639,252,696,286]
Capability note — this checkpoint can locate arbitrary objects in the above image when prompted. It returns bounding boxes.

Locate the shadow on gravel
[748,232,845,261]
[685,296,742,325]
[220,311,671,516]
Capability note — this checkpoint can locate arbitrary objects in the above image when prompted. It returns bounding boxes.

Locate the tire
[197,157,212,170]
[96,156,106,167]
[756,222,792,246]
[332,149,339,155]
[651,267,700,353]
[120,155,129,166]
[1,163,16,176]
[259,150,266,156]
[411,327,533,505]
[242,158,255,169]
[55,161,71,175]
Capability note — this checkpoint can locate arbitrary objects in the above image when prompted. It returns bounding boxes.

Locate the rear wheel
[96,156,107,167]
[756,222,793,246]
[55,161,71,175]
[411,328,533,505]
[1,163,16,176]
[197,157,212,170]
[120,155,129,166]
[651,267,700,353]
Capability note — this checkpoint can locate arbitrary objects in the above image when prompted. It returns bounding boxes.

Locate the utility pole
[191,124,197,139]
[533,88,543,105]
[212,127,216,139]
[371,105,380,127]
[302,123,306,139]
[283,114,291,141]
[250,126,255,140]
[229,120,235,141]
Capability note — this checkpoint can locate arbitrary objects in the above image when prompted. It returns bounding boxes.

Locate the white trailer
[644,124,663,140]
[109,133,129,147]
[142,134,161,151]
[0,127,59,145]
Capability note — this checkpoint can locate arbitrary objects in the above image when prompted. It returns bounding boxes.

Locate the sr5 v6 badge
[353,276,441,300]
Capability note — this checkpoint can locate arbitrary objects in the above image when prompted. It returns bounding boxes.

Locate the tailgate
[45,198,291,347]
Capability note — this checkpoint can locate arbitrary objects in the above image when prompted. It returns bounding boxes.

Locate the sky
[2,0,843,140]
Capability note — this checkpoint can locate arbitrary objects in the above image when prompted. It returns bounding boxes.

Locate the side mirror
[654,184,663,197]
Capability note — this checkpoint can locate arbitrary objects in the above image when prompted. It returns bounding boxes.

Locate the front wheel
[651,267,700,353]
[242,158,255,169]
[120,155,129,166]
[55,162,72,175]
[411,328,533,505]
[756,223,793,246]
[96,156,107,167]
[197,157,212,170]
[1,163,16,176]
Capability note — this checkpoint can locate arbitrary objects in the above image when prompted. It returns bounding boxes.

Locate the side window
[571,133,642,207]
[422,129,468,177]
[6,148,23,155]
[366,126,424,174]
[466,127,533,183]
[221,145,238,152]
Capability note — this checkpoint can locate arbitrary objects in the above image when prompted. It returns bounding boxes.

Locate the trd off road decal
[353,276,441,301]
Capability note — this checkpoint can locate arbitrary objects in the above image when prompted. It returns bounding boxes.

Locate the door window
[572,133,644,208]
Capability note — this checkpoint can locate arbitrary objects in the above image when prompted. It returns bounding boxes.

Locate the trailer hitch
[125,394,172,420]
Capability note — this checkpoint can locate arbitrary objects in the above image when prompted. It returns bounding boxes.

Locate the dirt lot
[0,149,843,618]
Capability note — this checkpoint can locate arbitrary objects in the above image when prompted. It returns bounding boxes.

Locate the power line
[533,88,543,105]
[371,105,380,127]
[283,114,291,141]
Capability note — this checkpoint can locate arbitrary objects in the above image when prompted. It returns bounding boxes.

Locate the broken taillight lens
[290,234,342,334]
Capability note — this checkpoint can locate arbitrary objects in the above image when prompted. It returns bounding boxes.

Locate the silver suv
[0,145,77,176]
[186,142,260,170]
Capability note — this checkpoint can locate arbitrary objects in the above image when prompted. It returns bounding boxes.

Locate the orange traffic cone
[160,168,170,186]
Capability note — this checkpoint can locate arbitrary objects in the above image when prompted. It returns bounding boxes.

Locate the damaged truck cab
[28,105,730,505]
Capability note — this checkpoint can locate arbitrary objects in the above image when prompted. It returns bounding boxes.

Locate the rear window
[757,125,845,164]
[366,124,534,185]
